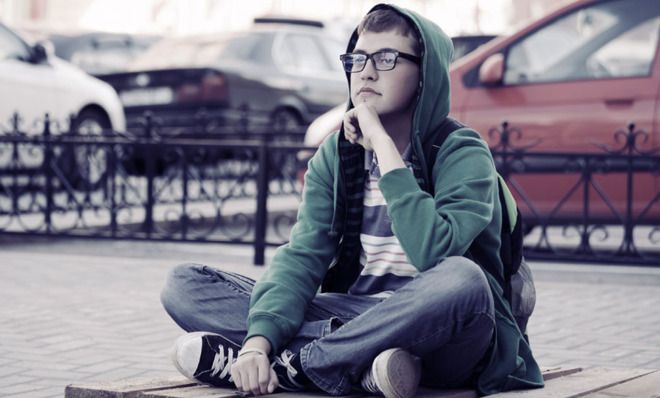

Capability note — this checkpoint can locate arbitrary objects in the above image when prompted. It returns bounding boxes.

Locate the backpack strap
[426,118,523,302]
[423,117,465,195]
[498,175,524,302]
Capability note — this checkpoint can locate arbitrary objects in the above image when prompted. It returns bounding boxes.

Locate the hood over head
[344,3,454,149]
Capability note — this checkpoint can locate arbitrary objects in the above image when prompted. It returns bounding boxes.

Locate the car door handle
[604,98,634,107]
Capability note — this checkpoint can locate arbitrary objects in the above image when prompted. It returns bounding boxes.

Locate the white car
[0,23,125,136]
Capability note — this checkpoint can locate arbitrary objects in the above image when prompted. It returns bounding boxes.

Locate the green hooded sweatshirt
[246,4,543,395]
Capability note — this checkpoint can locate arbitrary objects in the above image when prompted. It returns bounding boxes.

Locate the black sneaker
[271,350,307,391]
[360,348,421,398]
[171,331,240,387]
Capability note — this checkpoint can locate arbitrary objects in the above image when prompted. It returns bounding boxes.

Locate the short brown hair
[357,9,421,55]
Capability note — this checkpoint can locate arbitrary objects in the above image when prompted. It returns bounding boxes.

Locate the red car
[450,0,659,224]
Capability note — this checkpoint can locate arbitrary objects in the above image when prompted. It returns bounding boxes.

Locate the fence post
[143,112,155,238]
[621,123,637,256]
[254,140,269,265]
[10,113,21,217]
[181,147,189,239]
[108,132,118,237]
[499,121,511,180]
[579,156,592,255]
[43,114,53,234]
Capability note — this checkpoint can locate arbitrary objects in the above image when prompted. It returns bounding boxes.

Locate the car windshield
[0,24,31,61]
[129,35,241,70]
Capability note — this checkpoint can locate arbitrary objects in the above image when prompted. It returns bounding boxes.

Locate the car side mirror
[478,53,504,85]
[30,41,54,64]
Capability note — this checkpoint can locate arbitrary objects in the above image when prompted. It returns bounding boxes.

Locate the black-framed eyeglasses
[340,50,421,73]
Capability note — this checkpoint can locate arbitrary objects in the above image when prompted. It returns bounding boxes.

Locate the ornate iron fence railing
[0,113,658,265]
[488,122,659,265]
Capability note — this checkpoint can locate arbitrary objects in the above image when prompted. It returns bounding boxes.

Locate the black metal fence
[1,113,658,265]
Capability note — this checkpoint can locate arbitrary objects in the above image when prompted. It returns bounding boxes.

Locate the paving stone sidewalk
[1,237,659,397]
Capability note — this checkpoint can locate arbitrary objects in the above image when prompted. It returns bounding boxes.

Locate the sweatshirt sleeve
[378,129,497,271]
[244,134,341,354]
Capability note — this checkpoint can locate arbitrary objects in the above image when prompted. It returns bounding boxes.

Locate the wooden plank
[408,367,584,398]
[266,392,364,398]
[489,368,656,398]
[65,366,585,398]
[65,378,195,398]
[539,367,583,381]
[416,387,476,398]
[139,385,240,398]
[582,370,660,397]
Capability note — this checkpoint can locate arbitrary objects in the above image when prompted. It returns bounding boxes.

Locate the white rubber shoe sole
[170,331,210,380]
[368,348,421,398]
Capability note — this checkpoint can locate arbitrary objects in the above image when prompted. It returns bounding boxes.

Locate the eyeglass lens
[342,51,398,72]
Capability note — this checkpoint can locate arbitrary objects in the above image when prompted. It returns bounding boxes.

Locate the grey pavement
[2,236,660,397]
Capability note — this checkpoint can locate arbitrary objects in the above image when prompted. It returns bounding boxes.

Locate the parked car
[302,0,660,226]
[98,17,347,132]
[450,0,659,225]
[0,22,126,186]
[48,31,161,76]
[0,23,126,134]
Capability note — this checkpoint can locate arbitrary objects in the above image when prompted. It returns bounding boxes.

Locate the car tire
[58,108,112,191]
[271,108,302,134]
[269,109,302,179]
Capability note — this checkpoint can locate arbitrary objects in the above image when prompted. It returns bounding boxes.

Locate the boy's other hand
[231,337,278,396]
[343,103,387,151]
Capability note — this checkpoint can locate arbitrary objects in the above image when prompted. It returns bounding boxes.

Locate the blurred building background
[0,0,560,39]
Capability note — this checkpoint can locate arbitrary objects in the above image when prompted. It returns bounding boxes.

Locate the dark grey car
[98,18,348,132]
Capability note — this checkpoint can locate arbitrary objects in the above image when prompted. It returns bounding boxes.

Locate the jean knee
[424,256,493,314]
[427,256,486,283]
[160,263,201,315]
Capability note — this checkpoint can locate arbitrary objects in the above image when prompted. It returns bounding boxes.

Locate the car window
[130,38,230,69]
[588,17,660,78]
[320,37,345,73]
[0,24,31,61]
[247,33,275,66]
[504,0,660,84]
[452,36,496,62]
[218,33,261,62]
[71,41,145,74]
[278,34,330,73]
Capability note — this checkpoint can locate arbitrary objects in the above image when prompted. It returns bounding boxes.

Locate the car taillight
[175,72,227,103]
[176,83,201,103]
[201,73,227,101]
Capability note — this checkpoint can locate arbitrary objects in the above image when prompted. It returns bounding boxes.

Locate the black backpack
[424,117,524,303]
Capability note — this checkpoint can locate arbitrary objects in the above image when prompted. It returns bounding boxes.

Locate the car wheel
[271,108,302,134]
[269,109,301,179]
[60,109,112,190]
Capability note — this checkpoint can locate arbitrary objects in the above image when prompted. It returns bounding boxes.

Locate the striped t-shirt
[348,146,420,297]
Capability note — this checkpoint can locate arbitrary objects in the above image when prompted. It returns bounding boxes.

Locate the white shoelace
[360,367,379,393]
[273,350,305,390]
[210,345,236,380]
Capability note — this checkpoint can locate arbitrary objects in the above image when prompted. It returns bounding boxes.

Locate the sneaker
[171,331,240,387]
[271,350,306,391]
[360,348,421,398]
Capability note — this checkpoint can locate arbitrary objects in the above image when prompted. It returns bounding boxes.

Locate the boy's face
[350,30,420,117]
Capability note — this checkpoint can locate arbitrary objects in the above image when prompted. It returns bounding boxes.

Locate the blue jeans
[161,256,495,395]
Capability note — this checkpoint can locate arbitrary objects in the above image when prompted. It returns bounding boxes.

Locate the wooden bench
[65,367,660,398]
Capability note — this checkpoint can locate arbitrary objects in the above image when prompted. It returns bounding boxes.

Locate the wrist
[371,133,396,154]
[238,347,268,358]
[242,335,272,356]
